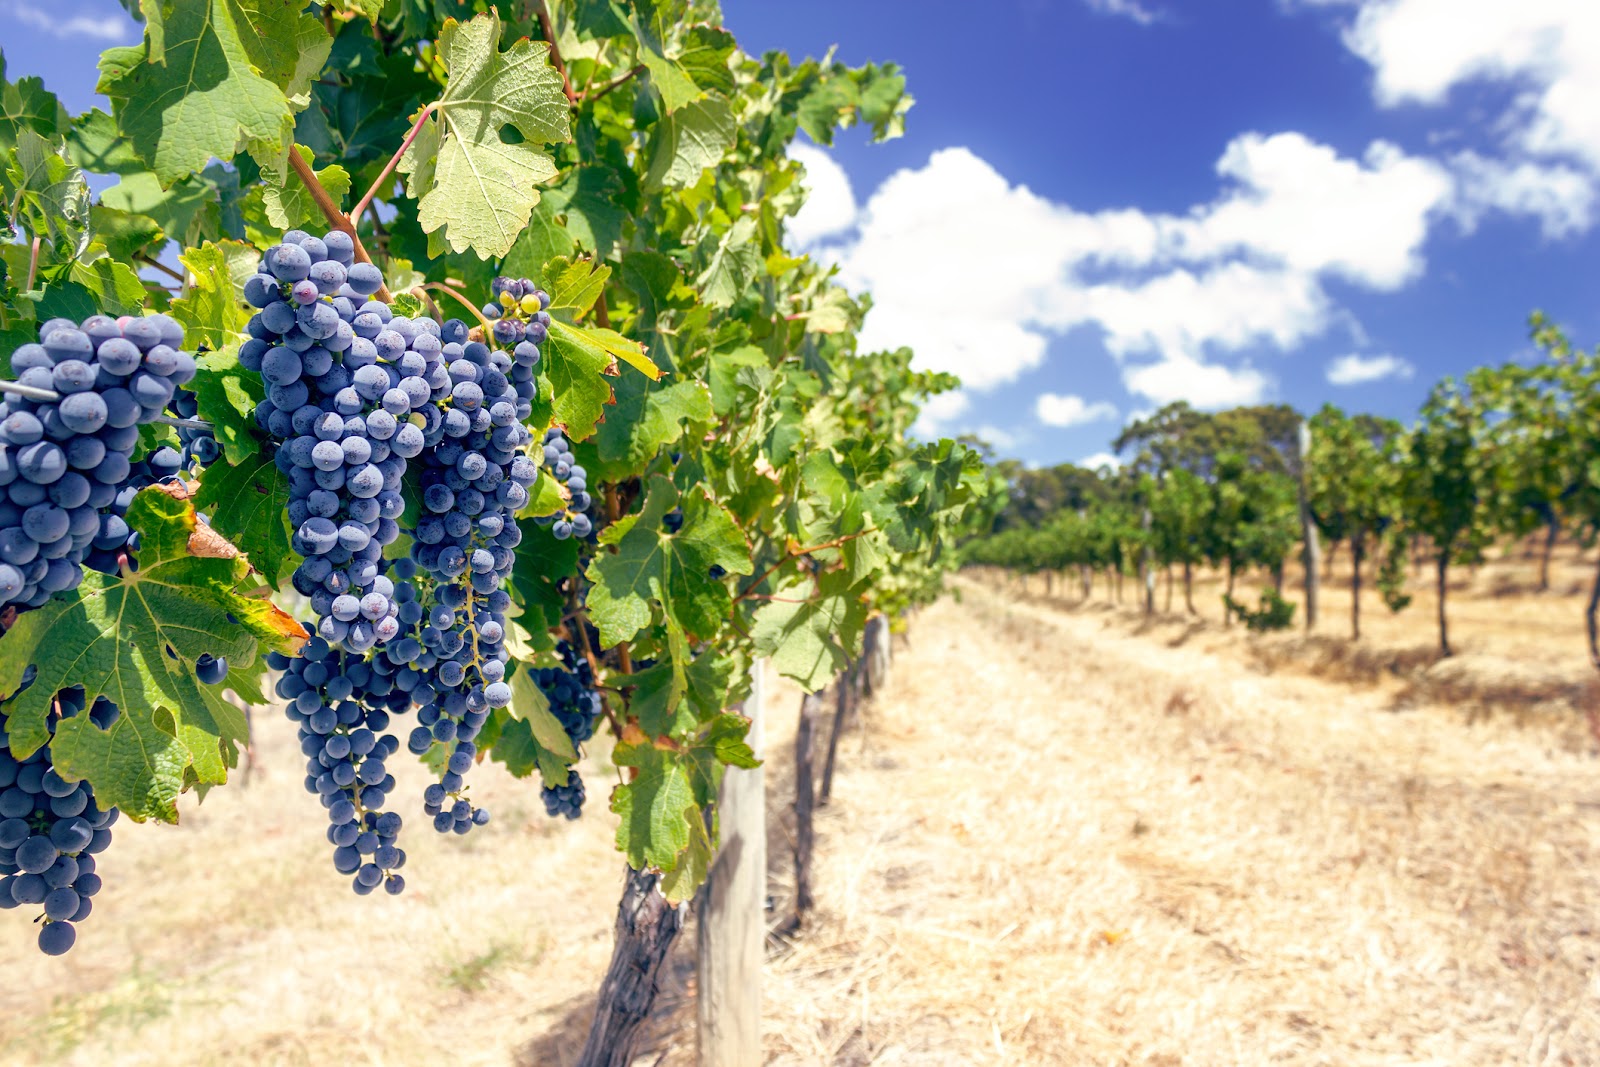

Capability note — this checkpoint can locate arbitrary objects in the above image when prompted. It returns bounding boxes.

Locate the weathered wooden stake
[695,661,766,1066]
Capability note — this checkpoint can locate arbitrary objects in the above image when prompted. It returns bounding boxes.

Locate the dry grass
[736,581,1600,1065]
[2,557,1598,1065]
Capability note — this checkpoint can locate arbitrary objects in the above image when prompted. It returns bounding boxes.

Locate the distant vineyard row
[963,312,1597,660]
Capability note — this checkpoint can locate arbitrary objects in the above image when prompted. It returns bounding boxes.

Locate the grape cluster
[406,318,540,830]
[241,229,437,652]
[270,633,408,895]
[533,428,593,541]
[531,641,602,820]
[0,313,194,608]
[0,674,119,955]
[170,387,220,468]
[481,275,551,350]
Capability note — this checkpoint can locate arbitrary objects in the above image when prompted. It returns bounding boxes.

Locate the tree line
[965,313,1600,664]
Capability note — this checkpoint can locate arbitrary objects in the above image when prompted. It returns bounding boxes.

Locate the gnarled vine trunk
[576,867,686,1067]
[1436,552,1452,657]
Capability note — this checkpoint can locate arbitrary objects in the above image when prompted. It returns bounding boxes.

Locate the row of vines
[965,312,1600,659]
[0,1,987,1059]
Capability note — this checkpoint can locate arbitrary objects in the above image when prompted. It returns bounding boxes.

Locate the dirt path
[751,580,1600,1065]
[3,581,1597,1066]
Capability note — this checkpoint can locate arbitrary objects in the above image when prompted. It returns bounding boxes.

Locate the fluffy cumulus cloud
[1321,0,1600,224]
[1325,352,1415,385]
[803,133,1454,418]
[1035,393,1119,428]
[7,1,132,39]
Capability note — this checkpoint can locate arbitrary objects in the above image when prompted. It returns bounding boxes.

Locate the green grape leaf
[263,145,350,230]
[194,449,293,586]
[4,131,90,257]
[696,214,760,309]
[585,474,752,647]
[169,240,252,352]
[509,529,581,633]
[542,166,626,260]
[750,568,870,690]
[397,11,572,258]
[97,0,331,186]
[518,467,571,519]
[541,319,619,440]
[0,56,70,153]
[382,295,420,321]
[610,740,700,870]
[90,205,165,263]
[678,27,737,96]
[589,377,712,483]
[502,196,577,281]
[0,487,307,821]
[621,644,740,738]
[546,256,610,318]
[189,344,265,464]
[488,671,574,788]
[67,109,145,176]
[99,172,215,242]
[63,250,147,317]
[643,95,734,191]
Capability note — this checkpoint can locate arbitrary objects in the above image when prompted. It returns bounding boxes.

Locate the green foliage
[0,2,984,906]
[1223,588,1296,632]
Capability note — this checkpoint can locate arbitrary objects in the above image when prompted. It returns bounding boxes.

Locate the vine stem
[285,147,392,302]
[0,380,210,430]
[350,103,438,231]
[532,0,578,103]
[24,237,40,292]
[136,253,184,284]
[731,530,875,605]
[584,64,644,104]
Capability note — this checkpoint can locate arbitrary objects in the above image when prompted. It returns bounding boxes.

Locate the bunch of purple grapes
[0,313,194,608]
[0,673,119,954]
[240,229,440,652]
[532,428,593,541]
[531,641,602,819]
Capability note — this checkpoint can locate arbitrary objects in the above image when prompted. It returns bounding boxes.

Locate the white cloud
[8,1,132,39]
[974,424,1018,450]
[1123,353,1272,408]
[826,134,1460,409]
[1325,352,1415,385]
[1327,0,1600,172]
[787,144,858,247]
[1448,151,1595,237]
[1035,393,1119,427]
[1165,133,1454,289]
[1084,0,1161,25]
[1080,452,1124,471]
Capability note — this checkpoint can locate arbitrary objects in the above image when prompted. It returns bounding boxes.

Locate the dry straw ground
[1,544,1598,1065]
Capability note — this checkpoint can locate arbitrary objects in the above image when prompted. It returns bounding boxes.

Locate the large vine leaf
[587,377,713,483]
[750,568,870,690]
[0,488,306,821]
[3,132,90,256]
[397,11,572,258]
[169,240,252,352]
[643,95,734,191]
[97,0,331,186]
[585,475,752,647]
[0,57,70,153]
[194,450,292,586]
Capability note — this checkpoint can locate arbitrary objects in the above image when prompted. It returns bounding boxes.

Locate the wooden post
[695,660,766,1066]
[791,691,822,921]
[863,614,890,696]
[819,663,854,806]
[1297,419,1320,630]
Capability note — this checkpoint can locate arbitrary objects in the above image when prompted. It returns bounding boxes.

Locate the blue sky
[6,0,1600,468]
